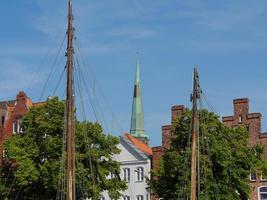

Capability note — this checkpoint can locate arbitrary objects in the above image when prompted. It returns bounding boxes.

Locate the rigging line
[74,46,109,132]
[74,155,86,200]
[178,120,193,199]
[200,91,253,197]
[199,98,209,199]
[199,97,219,200]
[75,58,101,123]
[56,103,67,200]
[3,167,12,188]
[197,99,201,200]
[74,61,86,120]
[52,66,67,96]
[74,64,99,195]
[61,88,67,100]
[74,38,123,133]
[5,176,17,199]
[74,40,136,198]
[201,91,217,115]
[26,32,65,92]
[14,185,23,200]
[38,33,67,101]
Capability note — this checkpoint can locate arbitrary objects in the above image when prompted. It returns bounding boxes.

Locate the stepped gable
[124,133,152,156]
[222,98,267,200]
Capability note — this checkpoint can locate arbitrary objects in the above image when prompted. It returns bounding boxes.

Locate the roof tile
[124,133,152,156]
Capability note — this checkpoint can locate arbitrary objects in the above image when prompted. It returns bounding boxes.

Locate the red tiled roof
[33,102,46,108]
[124,133,152,156]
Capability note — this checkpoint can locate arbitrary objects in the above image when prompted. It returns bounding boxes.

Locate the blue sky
[1,0,267,146]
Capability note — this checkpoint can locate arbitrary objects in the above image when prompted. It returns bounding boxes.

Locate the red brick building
[0,91,44,163]
[151,105,185,200]
[222,98,267,200]
[152,98,267,200]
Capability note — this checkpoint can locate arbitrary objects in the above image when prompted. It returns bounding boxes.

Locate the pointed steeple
[130,52,149,143]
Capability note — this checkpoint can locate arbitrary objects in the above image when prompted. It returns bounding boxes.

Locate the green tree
[150,109,267,200]
[0,97,126,200]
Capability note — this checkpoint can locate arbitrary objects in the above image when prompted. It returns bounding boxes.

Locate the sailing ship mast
[66,0,75,199]
[190,68,201,200]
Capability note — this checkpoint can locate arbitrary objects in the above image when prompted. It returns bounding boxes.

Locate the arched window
[136,167,144,182]
[259,186,267,200]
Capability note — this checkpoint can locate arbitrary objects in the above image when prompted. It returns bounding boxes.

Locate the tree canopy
[0,97,126,200]
[150,108,267,200]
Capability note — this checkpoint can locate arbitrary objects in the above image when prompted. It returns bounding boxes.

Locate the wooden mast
[190,68,200,200]
[66,0,75,199]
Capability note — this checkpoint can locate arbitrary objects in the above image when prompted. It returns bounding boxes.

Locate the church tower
[130,52,149,143]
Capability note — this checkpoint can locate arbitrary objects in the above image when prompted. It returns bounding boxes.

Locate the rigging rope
[38,33,67,101]
[74,38,124,134]
[26,32,65,92]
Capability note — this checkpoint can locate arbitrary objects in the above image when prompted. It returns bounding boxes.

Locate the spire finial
[135,50,140,83]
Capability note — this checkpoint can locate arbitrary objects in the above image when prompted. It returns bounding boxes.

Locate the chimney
[171,105,185,123]
[233,98,249,123]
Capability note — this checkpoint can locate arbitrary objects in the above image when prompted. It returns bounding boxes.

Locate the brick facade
[0,91,44,164]
[151,105,184,200]
[152,98,267,200]
[222,98,267,200]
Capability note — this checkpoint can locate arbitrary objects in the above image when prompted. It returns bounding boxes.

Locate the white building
[101,133,152,200]
[101,54,151,200]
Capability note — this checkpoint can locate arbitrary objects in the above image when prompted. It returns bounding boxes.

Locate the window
[12,121,17,134]
[110,172,115,179]
[136,167,144,182]
[18,118,23,133]
[123,168,130,182]
[1,116,4,126]
[12,119,23,134]
[245,125,250,132]
[259,186,267,200]
[239,115,243,123]
[250,172,257,181]
[137,195,143,200]
[123,196,130,200]
[2,150,7,158]
[262,170,267,181]
[100,197,105,200]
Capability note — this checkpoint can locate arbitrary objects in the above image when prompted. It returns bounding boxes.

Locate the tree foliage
[150,109,267,200]
[0,97,126,199]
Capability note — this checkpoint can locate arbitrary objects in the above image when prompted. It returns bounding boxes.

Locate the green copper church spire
[130,52,149,142]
